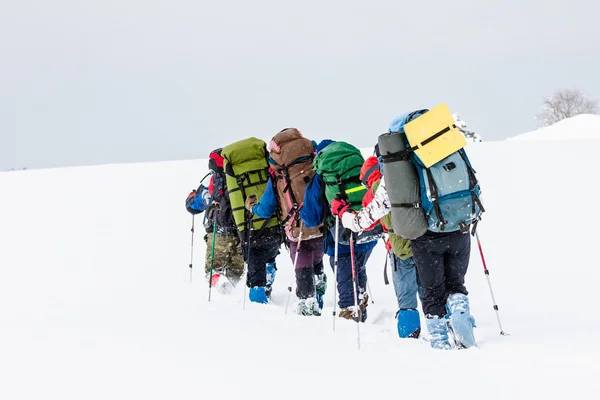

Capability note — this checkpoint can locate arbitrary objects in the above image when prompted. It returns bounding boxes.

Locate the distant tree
[537,89,598,127]
[453,113,482,143]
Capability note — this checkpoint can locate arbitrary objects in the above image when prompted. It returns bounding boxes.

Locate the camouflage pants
[205,232,244,282]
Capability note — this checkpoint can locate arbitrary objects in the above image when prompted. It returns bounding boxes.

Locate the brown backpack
[268,128,322,242]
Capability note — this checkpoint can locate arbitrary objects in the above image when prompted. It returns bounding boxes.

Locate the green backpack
[221,137,281,243]
[313,141,367,211]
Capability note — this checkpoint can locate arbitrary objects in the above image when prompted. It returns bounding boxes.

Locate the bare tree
[537,89,598,127]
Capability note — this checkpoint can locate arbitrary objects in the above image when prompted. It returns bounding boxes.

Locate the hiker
[300,140,382,322]
[221,138,283,304]
[185,149,245,294]
[359,154,422,338]
[333,108,482,349]
[245,128,326,316]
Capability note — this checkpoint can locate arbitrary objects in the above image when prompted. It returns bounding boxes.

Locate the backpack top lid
[315,139,335,154]
[388,109,429,133]
[221,137,269,175]
[208,148,224,170]
[268,128,314,169]
[313,141,364,182]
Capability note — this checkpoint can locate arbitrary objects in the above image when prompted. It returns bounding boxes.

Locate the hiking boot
[426,316,452,350]
[249,286,269,304]
[446,293,476,349]
[397,309,421,338]
[297,297,321,316]
[338,306,361,322]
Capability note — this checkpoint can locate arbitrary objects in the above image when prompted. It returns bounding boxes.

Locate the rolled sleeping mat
[378,131,428,240]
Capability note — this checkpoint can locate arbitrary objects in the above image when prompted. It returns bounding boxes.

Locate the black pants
[246,241,280,288]
[411,230,470,318]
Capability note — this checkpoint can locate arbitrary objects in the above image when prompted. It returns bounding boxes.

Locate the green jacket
[372,180,413,260]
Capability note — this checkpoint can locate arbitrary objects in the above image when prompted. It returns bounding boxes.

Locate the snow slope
[508,114,600,141]
[1,132,600,399]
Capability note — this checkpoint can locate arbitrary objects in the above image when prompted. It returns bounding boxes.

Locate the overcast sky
[1,0,599,170]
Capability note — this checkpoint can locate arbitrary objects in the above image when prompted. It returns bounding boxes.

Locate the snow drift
[508,114,600,141]
[1,123,600,399]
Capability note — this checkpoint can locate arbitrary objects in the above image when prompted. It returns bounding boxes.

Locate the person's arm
[337,177,392,232]
[247,178,278,219]
[300,174,324,228]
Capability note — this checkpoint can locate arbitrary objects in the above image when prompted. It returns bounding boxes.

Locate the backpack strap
[457,150,486,216]
[425,168,447,232]
[391,202,421,208]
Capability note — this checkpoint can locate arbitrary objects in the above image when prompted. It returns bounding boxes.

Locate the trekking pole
[366,281,375,304]
[349,233,361,350]
[475,230,507,336]
[285,222,304,315]
[332,216,340,332]
[189,215,195,283]
[207,220,218,302]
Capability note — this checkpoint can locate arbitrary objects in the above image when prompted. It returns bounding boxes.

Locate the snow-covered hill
[508,114,600,141]
[1,128,599,399]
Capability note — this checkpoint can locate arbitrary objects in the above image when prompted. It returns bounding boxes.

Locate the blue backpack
[389,110,485,233]
[413,148,484,233]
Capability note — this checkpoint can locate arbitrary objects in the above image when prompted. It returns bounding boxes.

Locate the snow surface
[2,132,600,399]
[508,114,600,141]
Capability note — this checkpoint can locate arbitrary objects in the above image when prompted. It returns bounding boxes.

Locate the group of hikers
[185,104,484,350]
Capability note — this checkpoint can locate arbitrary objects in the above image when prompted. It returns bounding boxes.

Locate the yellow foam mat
[404,103,467,168]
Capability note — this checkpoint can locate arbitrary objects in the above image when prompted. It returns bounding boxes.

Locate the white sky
[1,0,599,170]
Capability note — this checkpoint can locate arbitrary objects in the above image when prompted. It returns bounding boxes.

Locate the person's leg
[443,231,476,348]
[225,235,245,284]
[412,236,450,348]
[335,253,354,309]
[411,238,446,318]
[394,255,421,338]
[353,248,372,322]
[396,256,419,309]
[289,238,316,299]
[312,239,326,308]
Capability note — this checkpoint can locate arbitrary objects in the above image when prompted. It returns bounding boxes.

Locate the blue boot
[446,293,476,349]
[425,316,452,350]
[265,263,276,299]
[265,263,276,298]
[266,263,276,286]
[249,286,269,304]
[397,309,421,338]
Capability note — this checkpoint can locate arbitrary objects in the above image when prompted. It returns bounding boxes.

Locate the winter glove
[331,198,351,217]
[245,194,258,212]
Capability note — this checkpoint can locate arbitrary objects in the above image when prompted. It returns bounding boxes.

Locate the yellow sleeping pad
[404,103,467,168]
